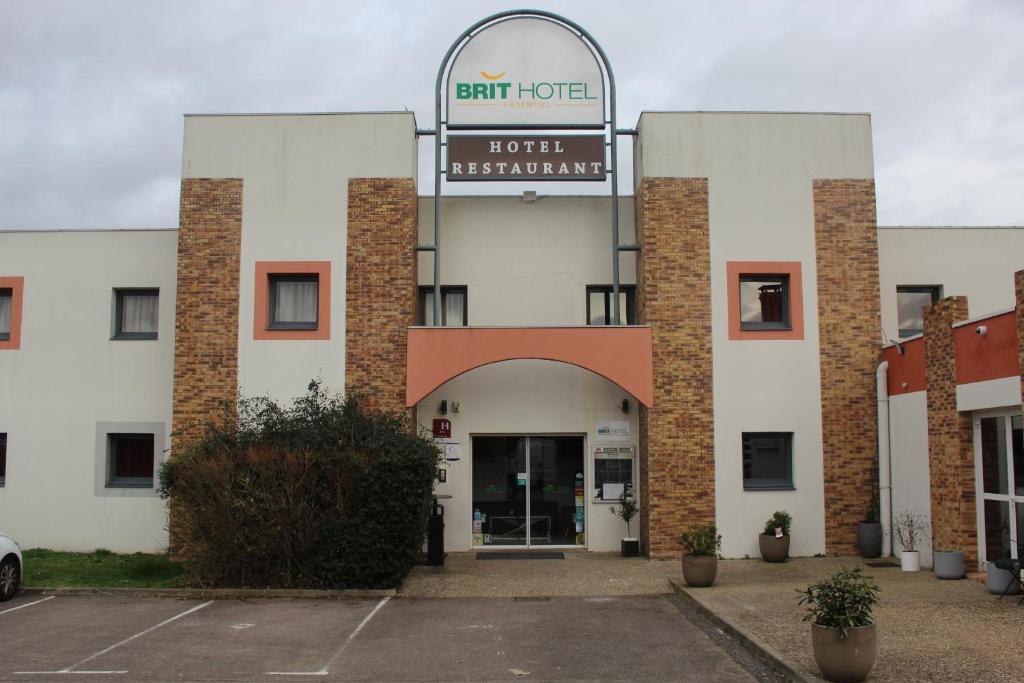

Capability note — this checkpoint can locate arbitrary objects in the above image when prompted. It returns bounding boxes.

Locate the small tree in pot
[798,567,880,683]
[679,525,721,587]
[759,510,792,563]
[857,493,882,559]
[895,509,927,571]
[932,533,965,580]
[610,492,641,557]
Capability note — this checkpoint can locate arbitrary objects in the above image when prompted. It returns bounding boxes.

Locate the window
[113,288,159,340]
[739,275,790,330]
[742,432,793,490]
[586,285,635,325]
[896,285,941,338]
[0,433,6,486]
[0,289,11,341]
[418,286,467,326]
[269,275,319,330]
[107,433,155,488]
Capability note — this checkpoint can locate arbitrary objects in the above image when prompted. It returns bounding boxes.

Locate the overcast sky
[2,0,1021,230]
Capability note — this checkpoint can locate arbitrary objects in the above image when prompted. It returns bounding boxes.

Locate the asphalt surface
[0,592,778,681]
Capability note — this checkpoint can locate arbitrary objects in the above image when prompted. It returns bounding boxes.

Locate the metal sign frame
[422,10,636,325]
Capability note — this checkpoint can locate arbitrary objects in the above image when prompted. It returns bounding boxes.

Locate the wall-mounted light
[438,399,448,415]
[621,398,630,414]
[976,325,988,337]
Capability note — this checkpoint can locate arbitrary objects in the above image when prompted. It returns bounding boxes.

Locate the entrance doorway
[974,413,1024,563]
[471,436,585,548]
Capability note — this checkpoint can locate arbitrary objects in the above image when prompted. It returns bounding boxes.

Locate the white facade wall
[182,112,417,404]
[0,229,177,551]
[878,226,1024,338]
[887,391,933,567]
[636,112,875,558]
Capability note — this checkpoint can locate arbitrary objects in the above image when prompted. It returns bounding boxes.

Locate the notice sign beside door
[432,418,452,439]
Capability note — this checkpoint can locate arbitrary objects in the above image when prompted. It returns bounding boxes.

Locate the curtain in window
[0,293,10,335]
[114,437,154,478]
[275,281,318,323]
[445,291,465,326]
[121,293,159,333]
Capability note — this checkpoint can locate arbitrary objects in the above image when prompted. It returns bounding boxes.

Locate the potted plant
[798,566,880,683]
[758,510,792,563]
[932,534,965,580]
[857,494,882,559]
[679,525,721,587]
[894,509,927,571]
[610,492,641,557]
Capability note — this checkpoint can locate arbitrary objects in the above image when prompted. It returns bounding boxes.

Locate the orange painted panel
[253,261,331,341]
[726,261,804,341]
[954,311,1020,385]
[0,276,24,350]
[884,337,925,395]
[406,326,654,407]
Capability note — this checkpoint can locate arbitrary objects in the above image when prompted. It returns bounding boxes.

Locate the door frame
[972,408,1023,564]
[469,433,588,550]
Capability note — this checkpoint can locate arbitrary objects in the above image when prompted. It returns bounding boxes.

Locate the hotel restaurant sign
[445,16,606,181]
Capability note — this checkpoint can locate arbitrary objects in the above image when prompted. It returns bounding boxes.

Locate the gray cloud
[1,0,1021,229]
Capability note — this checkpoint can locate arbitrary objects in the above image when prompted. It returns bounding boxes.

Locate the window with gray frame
[268,275,319,330]
[587,285,635,325]
[742,432,793,490]
[113,288,159,340]
[0,433,6,486]
[418,286,467,326]
[896,285,941,337]
[107,433,155,488]
[0,288,12,341]
[739,275,790,330]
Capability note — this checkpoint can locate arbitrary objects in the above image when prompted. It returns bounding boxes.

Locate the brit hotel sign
[444,16,607,181]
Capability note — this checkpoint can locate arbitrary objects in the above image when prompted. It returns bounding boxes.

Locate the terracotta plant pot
[933,550,965,579]
[621,538,640,557]
[811,622,877,683]
[758,533,790,563]
[682,555,718,588]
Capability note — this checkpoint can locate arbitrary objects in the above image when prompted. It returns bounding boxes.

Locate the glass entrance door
[472,436,585,547]
[975,414,1024,562]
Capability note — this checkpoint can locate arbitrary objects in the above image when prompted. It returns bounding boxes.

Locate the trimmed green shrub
[158,381,441,589]
[797,566,880,638]
[762,510,792,536]
[679,525,721,556]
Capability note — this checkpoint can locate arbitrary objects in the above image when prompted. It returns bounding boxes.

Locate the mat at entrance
[476,551,565,560]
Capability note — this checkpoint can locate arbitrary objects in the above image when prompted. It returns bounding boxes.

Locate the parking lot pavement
[0,593,766,681]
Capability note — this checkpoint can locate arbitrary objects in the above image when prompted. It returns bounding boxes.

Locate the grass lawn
[22,549,186,588]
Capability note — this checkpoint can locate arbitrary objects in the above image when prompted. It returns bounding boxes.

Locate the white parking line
[0,595,55,616]
[266,596,390,676]
[14,600,212,676]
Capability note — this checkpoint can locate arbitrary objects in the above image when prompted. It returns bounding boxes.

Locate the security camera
[976,325,988,336]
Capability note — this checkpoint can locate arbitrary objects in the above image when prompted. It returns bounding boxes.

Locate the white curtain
[445,291,465,326]
[121,293,158,333]
[275,281,318,323]
[0,292,10,336]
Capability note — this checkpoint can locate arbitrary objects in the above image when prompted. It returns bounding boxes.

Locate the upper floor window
[113,288,159,340]
[269,275,319,330]
[419,286,467,326]
[739,275,790,331]
[743,432,794,490]
[587,285,635,325]
[0,289,11,341]
[896,285,941,338]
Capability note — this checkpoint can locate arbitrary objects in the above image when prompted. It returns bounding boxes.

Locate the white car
[0,532,22,601]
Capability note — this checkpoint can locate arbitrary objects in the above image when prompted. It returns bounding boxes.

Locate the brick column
[813,179,881,555]
[924,296,977,569]
[172,178,243,444]
[635,177,714,559]
[345,178,417,418]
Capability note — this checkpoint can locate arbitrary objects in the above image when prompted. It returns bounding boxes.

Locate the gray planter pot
[986,562,1021,594]
[857,522,882,558]
[682,555,718,588]
[811,622,877,683]
[621,538,641,557]
[759,533,790,563]
[933,551,965,580]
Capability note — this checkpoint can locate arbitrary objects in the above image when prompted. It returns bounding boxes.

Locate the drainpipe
[876,361,892,557]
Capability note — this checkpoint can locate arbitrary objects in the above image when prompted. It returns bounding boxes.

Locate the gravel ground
[681,557,1023,682]
[401,550,681,597]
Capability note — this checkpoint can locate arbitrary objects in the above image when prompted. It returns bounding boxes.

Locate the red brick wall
[813,179,881,555]
[924,297,977,568]
[345,178,417,418]
[172,178,243,444]
[635,177,714,559]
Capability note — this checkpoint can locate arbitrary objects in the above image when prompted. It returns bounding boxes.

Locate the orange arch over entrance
[406,326,654,408]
